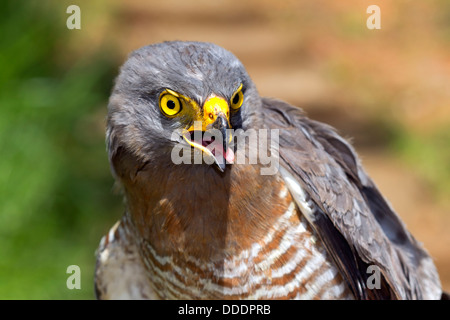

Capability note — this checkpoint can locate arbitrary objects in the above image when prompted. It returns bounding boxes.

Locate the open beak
[182,96,235,172]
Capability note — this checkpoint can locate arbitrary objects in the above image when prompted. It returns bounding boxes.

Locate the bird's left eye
[230,84,244,110]
[160,93,182,117]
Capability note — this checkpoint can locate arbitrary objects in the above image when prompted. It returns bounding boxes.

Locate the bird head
[107,41,261,176]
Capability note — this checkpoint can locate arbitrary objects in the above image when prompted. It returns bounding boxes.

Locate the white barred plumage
[97,198,353,300]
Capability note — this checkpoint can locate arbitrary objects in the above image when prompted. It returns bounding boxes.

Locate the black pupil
[232,93,240,105]
[167,99,176,109]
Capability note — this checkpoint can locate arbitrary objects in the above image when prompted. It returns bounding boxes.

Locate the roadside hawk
[95,41,444,300]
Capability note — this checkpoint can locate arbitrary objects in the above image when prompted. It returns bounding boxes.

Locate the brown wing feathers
[262,97,441,299]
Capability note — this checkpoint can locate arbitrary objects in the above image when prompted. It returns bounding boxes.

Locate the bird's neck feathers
[114,148,291,263]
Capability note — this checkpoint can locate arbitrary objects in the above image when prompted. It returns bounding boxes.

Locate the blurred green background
[0,1,121,299]
[0,0,449,299]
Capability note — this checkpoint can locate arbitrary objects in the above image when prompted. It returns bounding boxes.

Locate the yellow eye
[230,85,244,110]
[160,93,182,117]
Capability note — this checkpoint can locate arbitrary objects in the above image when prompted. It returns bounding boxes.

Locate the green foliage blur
[392,126,450,202]
[0,1,122,299]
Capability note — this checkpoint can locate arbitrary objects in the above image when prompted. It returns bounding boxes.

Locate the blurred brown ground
[80,0,450,293]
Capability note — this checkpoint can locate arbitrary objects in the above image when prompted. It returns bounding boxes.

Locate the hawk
[95,41,444,300]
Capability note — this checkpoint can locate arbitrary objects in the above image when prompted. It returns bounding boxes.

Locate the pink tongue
[204,138,235,164]
[225,147,235,164]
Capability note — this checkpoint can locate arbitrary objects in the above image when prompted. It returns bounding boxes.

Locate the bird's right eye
[160,93,182,117]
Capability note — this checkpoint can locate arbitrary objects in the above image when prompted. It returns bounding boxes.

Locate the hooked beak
[182,96,235,172]
[209,115,234,171]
